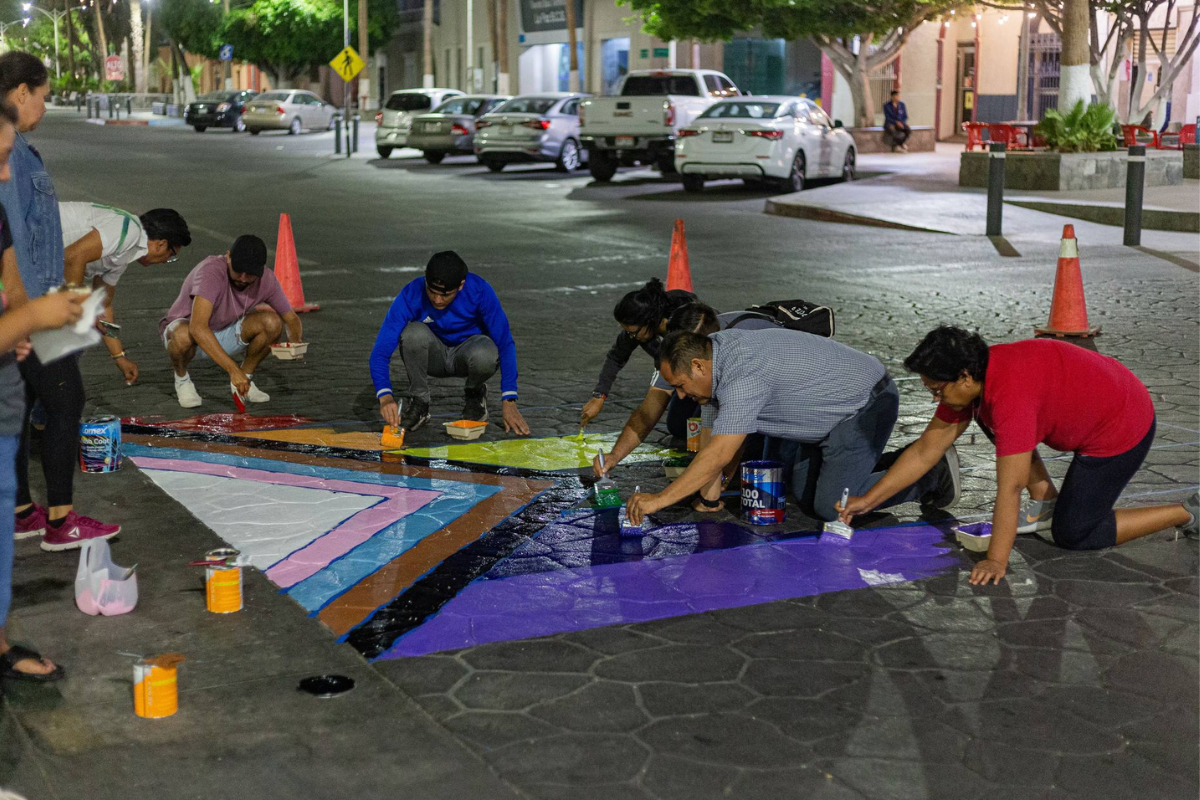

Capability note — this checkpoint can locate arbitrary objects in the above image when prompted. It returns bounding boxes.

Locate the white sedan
[674,96,856,193]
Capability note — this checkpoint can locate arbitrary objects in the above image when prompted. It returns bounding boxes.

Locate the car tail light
[522,119,551,130]
[476,119,491,128]
[664,101,675,127]
[451,123,469,135]
[375,111,383,124]
[746,129,784,140]
[276,105,286,115]
[677,129,700,138]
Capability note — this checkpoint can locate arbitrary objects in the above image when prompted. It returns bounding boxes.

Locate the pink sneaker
[14,505,48,540]
[40,512,121,552]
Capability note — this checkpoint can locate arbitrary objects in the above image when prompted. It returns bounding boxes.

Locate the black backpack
[728,299,835,338]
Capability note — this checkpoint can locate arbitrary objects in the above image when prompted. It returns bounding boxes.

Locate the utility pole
[564,0,577,92]
[222,0,230,89]
[496,0,508,93]
[465,0,473,91]
[1016,5,1031,119]
[422,0,433,88]
[358,0,368,107]
[143,0,152,94]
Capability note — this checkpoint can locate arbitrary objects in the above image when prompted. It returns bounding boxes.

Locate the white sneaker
[175,378,203,408]
[1017,498,1056,534]
[244,381,270,403]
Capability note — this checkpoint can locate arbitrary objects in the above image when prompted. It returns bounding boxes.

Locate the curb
[763,198,957,235]
[1006,199,1199,233]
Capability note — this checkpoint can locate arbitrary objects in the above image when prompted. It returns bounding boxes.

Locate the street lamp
[0,18,29,55]
[22,3,67,80]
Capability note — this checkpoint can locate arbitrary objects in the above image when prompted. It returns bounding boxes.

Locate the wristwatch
[591,392,607,400]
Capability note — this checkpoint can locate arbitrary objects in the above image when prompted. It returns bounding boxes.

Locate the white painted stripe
[1059,238,1079,258]
[989,152,1007,159]
[1128,155,1146,162]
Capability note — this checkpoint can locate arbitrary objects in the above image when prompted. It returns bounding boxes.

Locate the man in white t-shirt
[60,203,190,384]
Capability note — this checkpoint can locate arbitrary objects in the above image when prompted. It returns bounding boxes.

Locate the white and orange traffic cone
[1035,225,1100,338]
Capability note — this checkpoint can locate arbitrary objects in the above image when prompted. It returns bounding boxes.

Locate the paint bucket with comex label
[133,653,184,719]
[740,460,786,525]
[79,415,121,473]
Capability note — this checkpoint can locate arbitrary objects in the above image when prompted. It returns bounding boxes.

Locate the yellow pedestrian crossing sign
[330,46,365,82]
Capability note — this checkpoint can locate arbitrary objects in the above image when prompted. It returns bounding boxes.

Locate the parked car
[184,90,258,132]
[407,95,510,163]
[474,93,590,172]
[243,90,338,135]
[579,69,740,181]
[674,97,857,193]
[374,88,464,158]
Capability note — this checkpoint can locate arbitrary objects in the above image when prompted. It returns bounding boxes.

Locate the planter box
[1185,144,1199,180]
[959,149,1183,191]
[850,126,935,154]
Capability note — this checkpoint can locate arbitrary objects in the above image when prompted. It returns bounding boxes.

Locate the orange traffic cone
[274,213,319,313]
[1034,225,1100,338]
[666,219,693,292]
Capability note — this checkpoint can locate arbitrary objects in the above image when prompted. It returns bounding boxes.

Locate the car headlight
[216,103,231,113]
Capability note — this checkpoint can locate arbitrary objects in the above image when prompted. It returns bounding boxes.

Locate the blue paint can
[741,460,786,525]
[79,415,122,473]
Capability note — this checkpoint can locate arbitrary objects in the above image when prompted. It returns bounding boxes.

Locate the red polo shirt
[934,340,1154,458]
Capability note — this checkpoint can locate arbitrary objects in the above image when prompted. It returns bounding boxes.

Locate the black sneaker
[400,397,431,432]
[922,444,961,509]
[462,385,488,422]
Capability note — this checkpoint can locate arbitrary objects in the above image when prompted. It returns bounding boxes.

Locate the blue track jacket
[370,274,519,400]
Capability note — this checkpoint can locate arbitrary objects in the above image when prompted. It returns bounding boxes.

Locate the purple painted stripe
[379,523,960,659]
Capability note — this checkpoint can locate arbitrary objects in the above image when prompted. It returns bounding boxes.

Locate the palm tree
[422,0,432,87]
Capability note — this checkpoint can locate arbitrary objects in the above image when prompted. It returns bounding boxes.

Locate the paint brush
[231,387,246,414]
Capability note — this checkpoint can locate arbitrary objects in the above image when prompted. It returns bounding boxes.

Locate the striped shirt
[708,328,887,442]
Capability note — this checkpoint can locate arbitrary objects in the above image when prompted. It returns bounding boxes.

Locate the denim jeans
[0,434,18,627]
[0,134,65,299]
[768,375,941,521]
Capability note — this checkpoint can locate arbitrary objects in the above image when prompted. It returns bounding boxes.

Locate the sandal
[0,644,65,683]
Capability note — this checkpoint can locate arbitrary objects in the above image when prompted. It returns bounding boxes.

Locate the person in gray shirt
[627,328,960,525]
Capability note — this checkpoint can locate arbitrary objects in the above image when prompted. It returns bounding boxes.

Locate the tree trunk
[93,0,109,61]
[564,0,578,92]
[422,0,434,88]
[130,2,145,94]
[1059,0,1092,111]
[358,0,369,108]
[65,2,78,83]
[497,0,509,94]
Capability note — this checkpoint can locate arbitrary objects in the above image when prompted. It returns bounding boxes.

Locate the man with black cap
[160,234,303,408]
[370,250,530,434]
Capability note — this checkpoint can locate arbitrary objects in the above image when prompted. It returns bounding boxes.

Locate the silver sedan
[244,90,338,135]
[474,93,590,172]
[406,95,509,163]
[374,88,463,157]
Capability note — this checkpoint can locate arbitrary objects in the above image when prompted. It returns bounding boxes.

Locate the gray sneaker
[924,444,961,509]
[1182,491,1199,538]
[1017,497,1056,534]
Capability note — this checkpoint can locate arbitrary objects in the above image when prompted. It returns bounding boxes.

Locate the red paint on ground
[123,414,315,433]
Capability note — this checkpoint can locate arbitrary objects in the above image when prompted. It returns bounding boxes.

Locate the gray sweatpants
[400,321,499,402]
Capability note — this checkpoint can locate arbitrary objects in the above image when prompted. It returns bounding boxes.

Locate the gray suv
[374,88,463,158]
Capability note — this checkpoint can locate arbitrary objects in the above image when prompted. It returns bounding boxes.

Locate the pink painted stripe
[131,456,440,588]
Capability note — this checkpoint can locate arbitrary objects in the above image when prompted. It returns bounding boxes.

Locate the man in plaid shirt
[627,328,960,524]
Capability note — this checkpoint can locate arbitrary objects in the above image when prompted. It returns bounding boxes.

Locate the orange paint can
[686,417,702,452]
[205,564,243,613]
[133,653,184,719]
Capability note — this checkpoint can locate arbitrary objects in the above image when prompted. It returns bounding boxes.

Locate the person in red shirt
[840,326,1198,586]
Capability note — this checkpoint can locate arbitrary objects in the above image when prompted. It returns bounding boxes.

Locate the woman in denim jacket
[0,52,120,548]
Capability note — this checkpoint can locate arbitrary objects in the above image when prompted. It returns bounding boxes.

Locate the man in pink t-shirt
[839,326,1197,587]
[159,235,302,408]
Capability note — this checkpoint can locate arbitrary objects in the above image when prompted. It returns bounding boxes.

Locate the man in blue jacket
[883,89,910,152]
[370,251,530,434]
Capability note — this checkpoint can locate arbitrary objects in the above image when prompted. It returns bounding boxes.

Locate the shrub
[1035,101,1118,153]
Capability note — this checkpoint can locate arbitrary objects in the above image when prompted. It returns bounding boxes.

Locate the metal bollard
[76,94,82,113]
[126,98,132,116]
[108,98,113,119]
[351,115,359,154]
[334,116,342,155]
[986,141,1006,236]
[1123,144,1145,246]
[344,125,351,158]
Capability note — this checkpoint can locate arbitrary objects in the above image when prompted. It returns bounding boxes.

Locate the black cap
[230,235,267,277]
[425,251,469,293]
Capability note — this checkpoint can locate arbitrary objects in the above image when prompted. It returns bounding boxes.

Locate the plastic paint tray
[270,342,309,360]
[444,420,488,440]
[953,521,992,552]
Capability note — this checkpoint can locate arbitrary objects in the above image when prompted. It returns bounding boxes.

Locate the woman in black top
[580,278,698,438]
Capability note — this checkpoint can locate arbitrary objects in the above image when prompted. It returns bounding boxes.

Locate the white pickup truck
[579,69,741,181]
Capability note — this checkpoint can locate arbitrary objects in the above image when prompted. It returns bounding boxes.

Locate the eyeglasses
[924,380,948,400]
[165,245,179,264]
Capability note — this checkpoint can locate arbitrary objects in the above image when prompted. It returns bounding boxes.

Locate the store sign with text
[519,0,583,33]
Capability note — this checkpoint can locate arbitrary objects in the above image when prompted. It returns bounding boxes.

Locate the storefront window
[601,38,629,95]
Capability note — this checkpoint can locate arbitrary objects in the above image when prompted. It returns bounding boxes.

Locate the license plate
[712,131,734,143]
[615,135,635,148]
[425,122,439,132]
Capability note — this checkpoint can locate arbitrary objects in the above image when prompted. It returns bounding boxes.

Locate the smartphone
[98,320,121,337]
